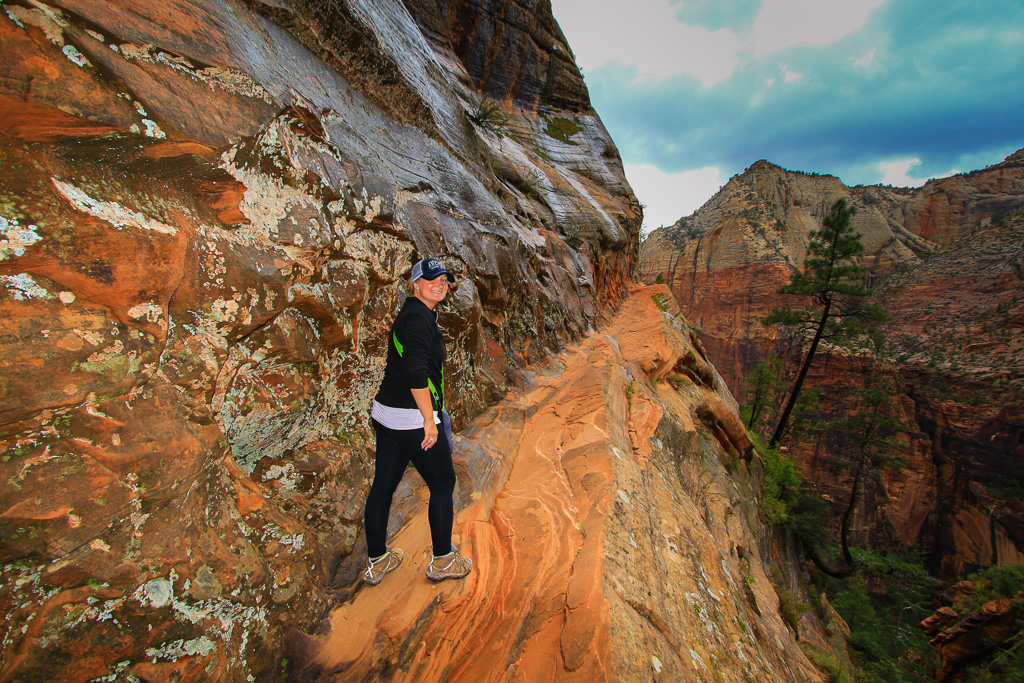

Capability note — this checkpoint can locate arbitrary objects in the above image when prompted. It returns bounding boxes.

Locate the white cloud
[551,0,1024,220]
[624,163,724,234]
[877,158,926,187]
[552,0,888,89]
[853,48,878,70]
[747,0,886,55]
[551,0,742,86]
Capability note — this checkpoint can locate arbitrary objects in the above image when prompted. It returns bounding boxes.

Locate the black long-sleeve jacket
[374,296,446,411]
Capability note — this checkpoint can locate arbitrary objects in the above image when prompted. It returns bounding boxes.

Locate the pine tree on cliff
[763,198,889,448]
[802,377,903,578]
[742,352,786,431]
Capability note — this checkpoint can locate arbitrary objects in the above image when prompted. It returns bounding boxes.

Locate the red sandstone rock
[297,286,830,681]
[0,0,640,679]
[640,158,1024,579]
[922,593,1024,682]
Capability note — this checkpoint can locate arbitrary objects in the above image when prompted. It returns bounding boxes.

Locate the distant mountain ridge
[640,150,1024,579]
[642,149,1024,385]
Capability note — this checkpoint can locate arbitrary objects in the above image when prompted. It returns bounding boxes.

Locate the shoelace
[433,556,456,571]
[367,552,391,575]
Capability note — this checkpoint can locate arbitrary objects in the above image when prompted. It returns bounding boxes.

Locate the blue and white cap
[411,258,455,283]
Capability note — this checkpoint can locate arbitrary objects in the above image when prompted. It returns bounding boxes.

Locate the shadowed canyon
[642,156,1024,680]
[0,0,847,681]
[641,156,1024,578]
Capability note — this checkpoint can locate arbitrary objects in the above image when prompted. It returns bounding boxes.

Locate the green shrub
[801,643,853,683]
[963,639,1024,682]
[787,493,831,550]
[468,98,510,136]
[544,116,582,143]
[777,588,809,633]
[828,550,939,682]
[668,373,689,389]
[512,171,543,200]
[956,564,1024,614]
[758,438,803,526]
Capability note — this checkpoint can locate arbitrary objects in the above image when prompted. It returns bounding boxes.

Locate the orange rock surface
[1,0,641,678]
[297,286,825,681]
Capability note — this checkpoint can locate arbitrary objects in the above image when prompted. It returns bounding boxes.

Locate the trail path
[300,285,819,682]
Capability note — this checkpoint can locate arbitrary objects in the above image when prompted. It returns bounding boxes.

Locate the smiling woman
[363,258,473,585]
[412,265,450,308]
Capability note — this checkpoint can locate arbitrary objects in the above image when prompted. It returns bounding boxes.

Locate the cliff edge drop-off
[0,1,837,681]
[641,157,1024,581]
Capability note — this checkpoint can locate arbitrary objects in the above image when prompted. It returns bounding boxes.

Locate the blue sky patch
[551,0,1024,230]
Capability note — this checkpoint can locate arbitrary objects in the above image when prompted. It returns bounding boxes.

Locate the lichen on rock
[0,0,641,679]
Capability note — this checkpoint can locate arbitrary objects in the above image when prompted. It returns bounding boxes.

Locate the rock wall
[640,155,1024,578]
[0,0,641,679]
[291,286,839,682]
[922,583,1024,682]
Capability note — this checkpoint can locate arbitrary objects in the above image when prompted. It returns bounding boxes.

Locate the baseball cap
[411,258,455,283]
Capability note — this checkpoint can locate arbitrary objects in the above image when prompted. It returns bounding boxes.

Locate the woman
[363,258,473,584]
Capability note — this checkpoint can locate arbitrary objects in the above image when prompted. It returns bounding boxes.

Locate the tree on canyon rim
[762,198,890,449]
[742,352,786,431]
[742,353,825,444]
[808,377,903,577]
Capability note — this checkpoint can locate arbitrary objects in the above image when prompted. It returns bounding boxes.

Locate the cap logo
[412,257,453,283]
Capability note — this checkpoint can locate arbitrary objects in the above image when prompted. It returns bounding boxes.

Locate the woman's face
[413,276,449,308]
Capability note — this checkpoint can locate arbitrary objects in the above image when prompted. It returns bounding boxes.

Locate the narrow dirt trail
[304,290,665,680]
[299,285,816,682]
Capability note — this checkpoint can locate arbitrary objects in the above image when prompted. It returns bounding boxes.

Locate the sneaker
[426,545,472,582]
[363,547,403,585]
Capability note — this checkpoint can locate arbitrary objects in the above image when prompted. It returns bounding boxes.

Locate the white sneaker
[363,547,403,585]
[426,545,472,582]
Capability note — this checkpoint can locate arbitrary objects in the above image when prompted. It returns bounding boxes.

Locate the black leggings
[365,412,456,558]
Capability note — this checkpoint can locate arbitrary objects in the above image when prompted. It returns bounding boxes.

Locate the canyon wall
[1,1,838,681]
[640,154,1024,578]
[294,286,840,682]
[0,0,647,679]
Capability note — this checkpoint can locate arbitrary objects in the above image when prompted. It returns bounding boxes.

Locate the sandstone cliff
[0,0,648,679]
[293,286,838,681]
[640,155,1024,578]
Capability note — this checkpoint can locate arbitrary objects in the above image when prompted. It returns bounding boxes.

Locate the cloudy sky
[549,0,1024,232]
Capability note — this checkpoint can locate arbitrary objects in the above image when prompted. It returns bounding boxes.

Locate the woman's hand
[411,387,438,450]
[421,420,438,450]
